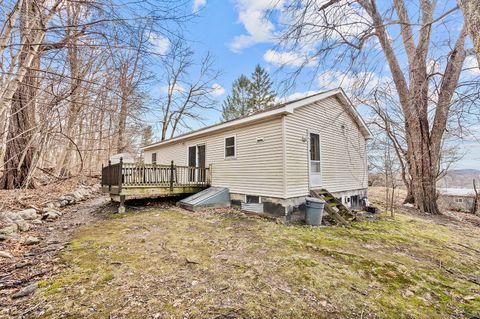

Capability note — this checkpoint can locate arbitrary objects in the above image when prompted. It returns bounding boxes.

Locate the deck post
[118,195,126,214]
[208,164,212,185]
[170,160,174,191]
[118,157,123,194]
[108,160,112,191]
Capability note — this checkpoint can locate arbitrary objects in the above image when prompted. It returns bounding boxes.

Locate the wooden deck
[101,159,211,201]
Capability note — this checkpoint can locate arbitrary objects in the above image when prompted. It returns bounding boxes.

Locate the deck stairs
[178,187,230,211]
[310,189,356,225]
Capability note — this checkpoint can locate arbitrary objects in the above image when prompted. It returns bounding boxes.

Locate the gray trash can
[305,197,326,226]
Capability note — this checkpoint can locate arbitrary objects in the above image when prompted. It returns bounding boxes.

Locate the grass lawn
[36,205,480,318]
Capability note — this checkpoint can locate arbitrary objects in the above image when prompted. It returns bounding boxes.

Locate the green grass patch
[37,208,480,318]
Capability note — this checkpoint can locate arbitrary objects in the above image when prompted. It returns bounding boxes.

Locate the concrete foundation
[230,188,368,221]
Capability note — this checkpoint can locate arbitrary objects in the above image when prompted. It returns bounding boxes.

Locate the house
[438,188,476,212]
[140,88,372,218]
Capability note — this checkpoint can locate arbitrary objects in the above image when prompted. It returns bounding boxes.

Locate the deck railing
[101,159,210,192]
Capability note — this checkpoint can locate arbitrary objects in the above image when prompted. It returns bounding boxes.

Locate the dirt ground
[0,194,111,318]
[1,188,479,318]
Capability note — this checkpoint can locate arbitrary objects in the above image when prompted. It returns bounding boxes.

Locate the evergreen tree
[249,65,276,112]
[221,75,252,121]
[221,65,277,121]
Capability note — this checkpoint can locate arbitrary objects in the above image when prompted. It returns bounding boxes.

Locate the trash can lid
[305,197,325,203]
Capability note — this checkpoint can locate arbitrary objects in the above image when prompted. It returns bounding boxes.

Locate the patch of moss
[35,208,480,319]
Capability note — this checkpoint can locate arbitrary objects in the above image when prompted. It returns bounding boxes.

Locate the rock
[46,202,56,209]
[0,251,13,258]
[30,219,42,225]
[0,223,18,235]
[14,219,30,232]
[59,200,68,207]
[62,195,76,204]
[12,283,37,299]
[0,212,14,223]
[0,234,8,241]
[3,212,23,221]
[73,190,85,201]
[18,208,38,220]
[42,210,60,221]
[24,236,40,245]
[404,290,415,297]
[186,256,200,264]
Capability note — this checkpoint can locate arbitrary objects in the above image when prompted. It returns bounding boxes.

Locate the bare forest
[0,0,220,190]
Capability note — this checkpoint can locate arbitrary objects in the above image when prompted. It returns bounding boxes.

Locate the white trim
[151,152,157,165]
[245,194,262,204]
[142,88,372,151]
[187,145,197,167]
[308,130,323,188]
[224,135,237,160]
[281,115,287,198]
[186,142,207,180]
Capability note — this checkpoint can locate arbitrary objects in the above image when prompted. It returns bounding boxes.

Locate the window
[225,136,236,158]
[310,133,320,172]
[246,195,261,203]
[151,153,157,165]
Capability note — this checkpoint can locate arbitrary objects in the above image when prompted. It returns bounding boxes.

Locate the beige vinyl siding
[144,117,285,198]
[285,96,368,197]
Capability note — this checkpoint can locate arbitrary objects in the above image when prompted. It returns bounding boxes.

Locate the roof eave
[142,108,292,151]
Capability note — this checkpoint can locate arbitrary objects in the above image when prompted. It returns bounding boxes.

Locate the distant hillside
[437,169,480,189]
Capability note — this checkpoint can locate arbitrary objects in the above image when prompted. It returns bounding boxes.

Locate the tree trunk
[56,2,82,177]
[458,0,480,66]
[0,0,39,189]
[472,179,479,214]
[117,91,128,153]
[402,181,415,204]
[0,66,37,189]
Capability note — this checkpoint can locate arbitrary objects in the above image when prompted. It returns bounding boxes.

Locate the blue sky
[147,0,479,170]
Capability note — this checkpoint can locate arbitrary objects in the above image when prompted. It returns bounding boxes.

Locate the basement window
[225,136,236,158]
[246,195,261,204]
[152,153,157,165]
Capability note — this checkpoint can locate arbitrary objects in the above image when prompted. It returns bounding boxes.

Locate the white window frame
[151,152,157,165]
[224,135,236,159]
[245,194,262,204]
[307,129,323,188]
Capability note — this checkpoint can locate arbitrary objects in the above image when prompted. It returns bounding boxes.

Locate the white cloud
[161,83,185,94]
[263,49,315,68]
[211,83,225,97]
[228,0,284,52]
[149,33,170,55]
[276,90,320,103]
[193,0,207,13]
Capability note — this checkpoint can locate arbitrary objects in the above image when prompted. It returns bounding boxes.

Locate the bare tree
[0,0,191,188]
[278,0,475,214]
[155,40,221,141]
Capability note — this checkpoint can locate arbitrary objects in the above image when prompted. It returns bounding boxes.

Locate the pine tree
[249,65,276,112]
[221,65,276,121]
[221,75,252,121]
